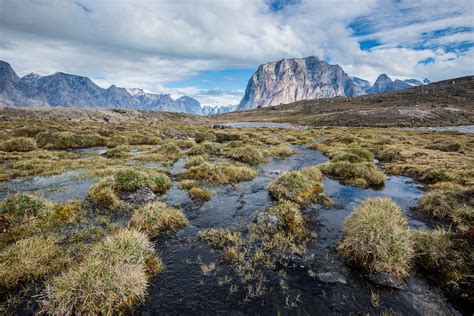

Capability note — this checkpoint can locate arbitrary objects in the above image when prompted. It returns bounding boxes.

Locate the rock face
[0,60,219,115]
[237,57,355,110]
[236,57,431,110]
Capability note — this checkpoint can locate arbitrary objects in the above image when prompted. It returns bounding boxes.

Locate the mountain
[201,104,237,115]
[237,57,355,110]
[0,60,223,115]
[236,57,431,110]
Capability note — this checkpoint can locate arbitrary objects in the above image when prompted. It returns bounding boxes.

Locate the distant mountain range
[0,58,430,114]
[236,56,430,110]
[0,60,235,116]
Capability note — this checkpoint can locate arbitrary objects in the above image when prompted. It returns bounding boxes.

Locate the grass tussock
[0,235,61,289]
[224,146,265,165]
[1,137,37,152]
[320,161,385,188]
[268,166,324,204]
[265,144,295,157]
[198,228,243,250]
[36,132,106,149]
[41,229,162,315]
[114,168,171,194]
[186,161,256,184]
[338,197,413,277]
[104,146,132,159]
[417,188,473,229]
[129,202,187,237]
[189,187,213,201]
[87,177,123,211]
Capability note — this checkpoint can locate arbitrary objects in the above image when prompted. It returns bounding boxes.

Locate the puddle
[0,171,96,202]
[402,124,474,133]
[140,146,460,315]
[70,147,108,155]
[215,122,304,129]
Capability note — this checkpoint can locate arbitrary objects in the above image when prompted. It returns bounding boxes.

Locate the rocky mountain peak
[0,60,20,82]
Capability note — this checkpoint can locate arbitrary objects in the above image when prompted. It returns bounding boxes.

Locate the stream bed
[0,143,461,314]
[139,145,459,315]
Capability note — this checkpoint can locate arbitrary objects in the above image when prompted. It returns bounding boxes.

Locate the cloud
[0,0,472,104]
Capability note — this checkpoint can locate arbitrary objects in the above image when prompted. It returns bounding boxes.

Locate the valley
[0,109,472,314]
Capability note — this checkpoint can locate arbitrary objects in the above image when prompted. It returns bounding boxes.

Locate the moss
[338,197,413,277]
[268,166,324,204]
[0,235,61,289]
[319,161,385,188]
[186,161,256,184]
[129,202,187,237]
[1,137,37,152]
[41,229,162,315]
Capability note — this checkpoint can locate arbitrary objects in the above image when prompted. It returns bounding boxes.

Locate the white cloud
[0,0,472,104]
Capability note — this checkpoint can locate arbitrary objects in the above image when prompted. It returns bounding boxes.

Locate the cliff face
[237,57,356,110]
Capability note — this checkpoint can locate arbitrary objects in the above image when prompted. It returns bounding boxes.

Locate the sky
[0,0,473,107]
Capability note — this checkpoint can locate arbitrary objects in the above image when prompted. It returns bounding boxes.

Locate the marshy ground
[0,114,472,315]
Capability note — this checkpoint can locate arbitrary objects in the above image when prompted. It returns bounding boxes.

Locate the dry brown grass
[186,161,256,184]
[41,229,162,315]
[338,197,413,277]
[129,202,188,237]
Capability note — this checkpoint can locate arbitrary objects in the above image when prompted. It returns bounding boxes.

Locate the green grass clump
[186,161,256,184]
[265,144,295,157]
[268,166,324,204]
[215,132,243,143]
[338,197,413,277]
[417,188,473,228]
[185,155,207,168]
[198,228,243,249]
[189,187,213,201]
[188,142,222,156]
[0,235,61,289]
[36,132,106,149]
[225,146,265,165]
[1,193,51,225]
[129,202,187,237]
[104,146,131,159]
[41,229,162,315]
[87,178,123,210]
[263,200,307,236]
[319,161,385,188]
[412,228,453,269]
[1,137,37,152]
[376,148,402,162]
[114,169,171,194]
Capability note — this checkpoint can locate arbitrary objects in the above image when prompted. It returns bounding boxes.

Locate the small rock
[368,272,407,290]
[316,271,347,284]
[122,187,156,206]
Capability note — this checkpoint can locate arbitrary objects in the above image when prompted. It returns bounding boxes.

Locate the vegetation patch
[1,137,37,152]
[129,202,187,237]
[224,145,265,165]
[0,235,61,289]
[320,161,385,188]
[265,144,295,157]
[338,197,413,277]
[41,229,162,315]
[186,161,256,184]
[417,188,473,229]
[104,146,131,159]
[36,132,106,149]
[268,166,324,204]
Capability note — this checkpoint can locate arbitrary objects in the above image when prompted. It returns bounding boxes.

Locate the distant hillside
[217,76,474,127]
[0,60,235,116]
